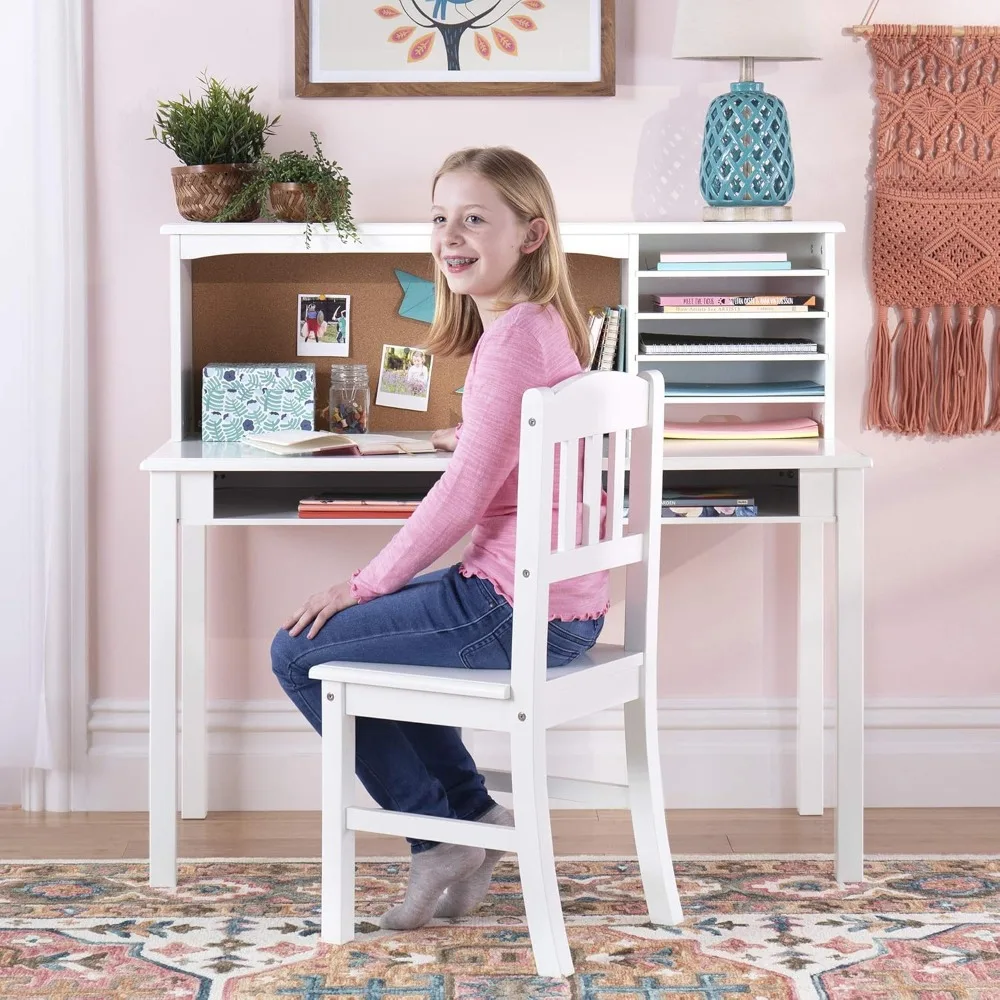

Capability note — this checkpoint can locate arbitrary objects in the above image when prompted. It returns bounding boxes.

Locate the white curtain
[0,1,88,809]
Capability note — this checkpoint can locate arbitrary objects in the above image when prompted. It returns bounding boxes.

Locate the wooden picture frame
[294,0,615,98]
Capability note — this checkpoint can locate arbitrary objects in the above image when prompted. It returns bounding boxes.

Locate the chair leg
[510,722,574,977]
[321,680,356,942]
[623,697,683,925]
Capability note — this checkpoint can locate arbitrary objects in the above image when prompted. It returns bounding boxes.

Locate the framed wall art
[294,0,615,97]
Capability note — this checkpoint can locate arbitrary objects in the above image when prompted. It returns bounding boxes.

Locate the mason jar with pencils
[328,363,370,434]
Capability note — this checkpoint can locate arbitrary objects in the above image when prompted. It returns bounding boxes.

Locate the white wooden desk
[140,434,870,888]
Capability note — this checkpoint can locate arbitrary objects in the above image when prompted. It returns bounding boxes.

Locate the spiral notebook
[641,334,818,355]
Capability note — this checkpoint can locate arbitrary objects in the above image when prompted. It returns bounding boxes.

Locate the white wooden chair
[308,368,681,977]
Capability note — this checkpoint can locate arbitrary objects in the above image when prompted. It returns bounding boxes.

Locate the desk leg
[149,472,179,888]
[835,469,865,883]
[797,521,825,816]
[181,525,207,820]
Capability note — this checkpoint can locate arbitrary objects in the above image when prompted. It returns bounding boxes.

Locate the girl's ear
[520,218,549,255]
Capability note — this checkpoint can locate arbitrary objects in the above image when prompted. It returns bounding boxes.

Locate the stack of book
[654,294,819,314]
[662,417,820,441]
[298,496,420,519]
[587,305,626,372]
[625,488,759,519]
[655,251,793,272]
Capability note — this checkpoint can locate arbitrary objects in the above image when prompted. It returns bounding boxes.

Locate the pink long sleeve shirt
[350,302,610,621]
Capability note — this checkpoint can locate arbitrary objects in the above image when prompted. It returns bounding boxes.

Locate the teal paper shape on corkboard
[395,269,435,324]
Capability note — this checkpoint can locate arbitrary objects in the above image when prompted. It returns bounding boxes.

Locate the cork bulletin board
[190,252,621,435]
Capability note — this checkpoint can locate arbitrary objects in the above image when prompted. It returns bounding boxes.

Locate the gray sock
[379,842,486,930]
[435,804,515,918]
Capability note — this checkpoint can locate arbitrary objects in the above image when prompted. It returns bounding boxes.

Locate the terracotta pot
[268,182,343,223]
[170,163,259,222]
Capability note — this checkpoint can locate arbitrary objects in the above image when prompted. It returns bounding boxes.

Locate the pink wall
[91,1,1000,707]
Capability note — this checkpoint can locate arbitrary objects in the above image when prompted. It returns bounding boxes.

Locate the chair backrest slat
[555,439,578,553]
[581,434,602,545]
[606,430,626,541]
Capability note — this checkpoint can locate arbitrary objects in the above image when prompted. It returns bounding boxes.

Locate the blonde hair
[422,147,592,366]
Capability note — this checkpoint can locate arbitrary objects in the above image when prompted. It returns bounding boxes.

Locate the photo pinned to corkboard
[376,344,433,411]
[297,293,350,357]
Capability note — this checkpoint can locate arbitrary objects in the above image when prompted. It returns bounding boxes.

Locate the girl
[271,147,609,930]
[303,300,320,341]
[405,348,430,395]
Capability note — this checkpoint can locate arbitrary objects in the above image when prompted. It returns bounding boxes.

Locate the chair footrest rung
[346,806,517,852]
[478,769,630,808]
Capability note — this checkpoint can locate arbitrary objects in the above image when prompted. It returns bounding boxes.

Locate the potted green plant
[151,72,279,222]
[218,132,359,247]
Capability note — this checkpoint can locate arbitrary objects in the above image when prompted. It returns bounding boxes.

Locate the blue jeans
[270,564,603,853]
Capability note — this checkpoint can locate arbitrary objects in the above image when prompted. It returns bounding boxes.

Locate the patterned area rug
[2,856,999,998]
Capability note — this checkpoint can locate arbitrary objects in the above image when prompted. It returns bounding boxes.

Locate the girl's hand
[283,580,358,639]
[431,426,459,452]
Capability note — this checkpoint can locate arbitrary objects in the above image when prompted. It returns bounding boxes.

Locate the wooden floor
[1,808,997,859]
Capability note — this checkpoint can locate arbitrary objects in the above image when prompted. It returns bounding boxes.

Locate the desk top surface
[140,435,872,473]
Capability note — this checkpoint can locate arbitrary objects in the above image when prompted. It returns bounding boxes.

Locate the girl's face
[431,170,545,310]
[412,351,424,366]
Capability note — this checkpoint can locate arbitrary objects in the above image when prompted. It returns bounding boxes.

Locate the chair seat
[308,642,641,701]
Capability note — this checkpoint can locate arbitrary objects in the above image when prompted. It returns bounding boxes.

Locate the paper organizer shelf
[201,363,316,442]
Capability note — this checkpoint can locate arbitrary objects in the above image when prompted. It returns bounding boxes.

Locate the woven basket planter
[268,182,343,223]
[170,163,259,222]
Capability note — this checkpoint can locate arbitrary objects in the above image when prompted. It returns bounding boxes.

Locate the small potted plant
[218,132,359,247]
[151,72,279,222]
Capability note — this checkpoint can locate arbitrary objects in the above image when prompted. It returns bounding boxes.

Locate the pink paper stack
[663,417,820,440]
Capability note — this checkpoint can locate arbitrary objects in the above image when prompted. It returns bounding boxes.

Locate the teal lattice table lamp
[671,0,821,221]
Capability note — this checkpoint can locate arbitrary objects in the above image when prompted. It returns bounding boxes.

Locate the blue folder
[664,380,823,396]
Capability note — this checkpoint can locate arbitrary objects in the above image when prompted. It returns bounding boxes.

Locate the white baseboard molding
[82,697,1000,812]
[0,769,22,809]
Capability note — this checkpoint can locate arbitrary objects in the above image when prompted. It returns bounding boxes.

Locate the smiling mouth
[444,257,478,269]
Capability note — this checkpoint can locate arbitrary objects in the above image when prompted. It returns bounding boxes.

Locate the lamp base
[703,204,793,222]
[699,81,796,210]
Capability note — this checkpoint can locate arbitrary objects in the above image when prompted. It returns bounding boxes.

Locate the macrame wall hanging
[850,3,1000,437]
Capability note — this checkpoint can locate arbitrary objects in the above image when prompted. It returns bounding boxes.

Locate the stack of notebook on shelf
[654,251,793,271]
[624,488,759,519]
[640,334,819,355]
[662,417,820,440]
[654,294,820,313]
[664,380,824,397]
[298,496,421,519]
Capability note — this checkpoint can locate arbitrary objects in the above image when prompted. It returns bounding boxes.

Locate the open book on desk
[243,430,438,457]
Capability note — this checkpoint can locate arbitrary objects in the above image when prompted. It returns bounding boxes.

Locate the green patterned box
[201,363,316,442]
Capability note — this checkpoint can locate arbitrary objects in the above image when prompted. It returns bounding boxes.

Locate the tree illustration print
[373,1,546,72]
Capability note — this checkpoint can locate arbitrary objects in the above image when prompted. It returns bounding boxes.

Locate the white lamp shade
[671,0,822,60]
